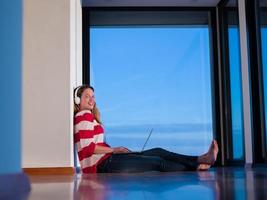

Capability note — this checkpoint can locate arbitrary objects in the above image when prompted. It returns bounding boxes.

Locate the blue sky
[90,26,213,127]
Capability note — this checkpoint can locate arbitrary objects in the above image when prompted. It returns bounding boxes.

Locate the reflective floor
[26,167,267,200]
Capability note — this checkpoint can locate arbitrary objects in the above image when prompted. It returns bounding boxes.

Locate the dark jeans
[97,148,199,173]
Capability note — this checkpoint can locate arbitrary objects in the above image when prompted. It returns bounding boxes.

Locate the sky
[90,26,213,127]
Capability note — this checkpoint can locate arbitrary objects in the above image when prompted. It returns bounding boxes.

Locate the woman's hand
[112,146,131,154]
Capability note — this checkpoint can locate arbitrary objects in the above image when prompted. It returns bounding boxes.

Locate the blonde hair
[74,85,102,124]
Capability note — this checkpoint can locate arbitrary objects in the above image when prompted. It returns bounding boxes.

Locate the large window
[89,10,215,156]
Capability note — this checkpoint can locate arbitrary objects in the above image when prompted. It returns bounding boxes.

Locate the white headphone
[74,86,81,105]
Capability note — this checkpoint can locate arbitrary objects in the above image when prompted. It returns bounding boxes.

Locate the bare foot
[197,164,211,171]
[198,140,219,165]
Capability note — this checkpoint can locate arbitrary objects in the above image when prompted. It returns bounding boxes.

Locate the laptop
[116,128,154,155]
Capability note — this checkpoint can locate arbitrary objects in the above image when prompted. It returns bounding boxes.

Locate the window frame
[82,6,224,166]
[217,1,247,165]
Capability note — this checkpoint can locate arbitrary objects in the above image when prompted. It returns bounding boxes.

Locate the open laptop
[116,128,154,155]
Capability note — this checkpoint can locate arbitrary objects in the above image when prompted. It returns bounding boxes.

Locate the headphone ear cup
[75,96,80,105]
[74,86,81,105]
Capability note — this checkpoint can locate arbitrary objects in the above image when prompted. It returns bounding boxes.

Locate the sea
[104,123,213,156]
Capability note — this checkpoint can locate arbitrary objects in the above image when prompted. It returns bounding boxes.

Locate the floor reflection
[72,168,267,200]
[26,167,267,200]
[74,172,218,200]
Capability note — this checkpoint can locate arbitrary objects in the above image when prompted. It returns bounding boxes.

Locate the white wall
[22,0,82,168]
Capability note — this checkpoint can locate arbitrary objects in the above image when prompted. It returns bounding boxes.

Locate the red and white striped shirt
[74,110,111,173]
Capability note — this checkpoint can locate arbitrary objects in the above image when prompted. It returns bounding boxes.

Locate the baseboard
[0,172,31,199]
[23,167,75,176]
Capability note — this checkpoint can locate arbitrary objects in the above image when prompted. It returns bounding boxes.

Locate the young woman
[74,85,219,173]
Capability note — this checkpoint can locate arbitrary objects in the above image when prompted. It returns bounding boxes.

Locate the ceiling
[82,0,222,7]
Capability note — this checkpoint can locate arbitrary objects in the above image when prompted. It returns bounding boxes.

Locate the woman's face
[79,88,95,111]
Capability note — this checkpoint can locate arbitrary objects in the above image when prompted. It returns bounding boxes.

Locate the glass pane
[228,9,244,160]
[90,26,213,156]
[263,27,267,153]
[260,2,267,154]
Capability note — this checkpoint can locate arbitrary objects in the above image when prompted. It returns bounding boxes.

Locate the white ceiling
[82,0,222,7]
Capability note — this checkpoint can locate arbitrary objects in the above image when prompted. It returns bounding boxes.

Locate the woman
[74,85,219,173]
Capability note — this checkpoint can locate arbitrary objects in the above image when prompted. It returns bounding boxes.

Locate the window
[228,11,244,160]
[227,4,244,160]
[88,10,215,156]
[218,1,245,163]
[260,4,267,155]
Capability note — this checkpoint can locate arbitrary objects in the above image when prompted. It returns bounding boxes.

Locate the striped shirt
[74,110,111,173]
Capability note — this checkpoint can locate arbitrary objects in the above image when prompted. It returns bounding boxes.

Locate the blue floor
[73,167,267,200]
[21,167,267,200]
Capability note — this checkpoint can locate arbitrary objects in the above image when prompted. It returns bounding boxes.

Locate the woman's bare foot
[198,140,219,165]
[197,164,211,171]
